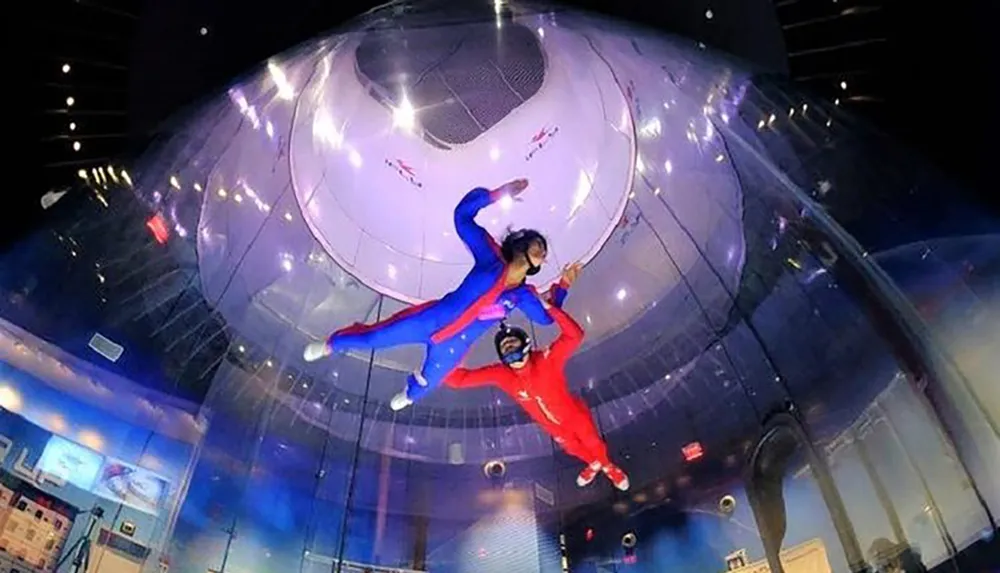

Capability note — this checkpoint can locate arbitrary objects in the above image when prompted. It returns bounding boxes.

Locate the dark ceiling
[10,0,994,252]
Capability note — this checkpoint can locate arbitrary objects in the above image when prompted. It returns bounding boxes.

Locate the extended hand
[499,178,529,199]
[560,262,583,286]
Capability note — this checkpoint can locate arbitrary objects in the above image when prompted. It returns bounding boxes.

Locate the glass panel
[1,4,997,573]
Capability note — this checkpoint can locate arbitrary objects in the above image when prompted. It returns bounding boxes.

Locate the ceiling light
[348,149,363,168]
[72,141,81,151]
[61,63,71,73]
[393,93,416,131]
[66,96,75,107]
[69,122,76,131]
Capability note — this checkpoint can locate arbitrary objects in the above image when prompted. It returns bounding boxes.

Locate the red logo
[385,158,423,188]
[395,159,415,176]
[525,126,560,161]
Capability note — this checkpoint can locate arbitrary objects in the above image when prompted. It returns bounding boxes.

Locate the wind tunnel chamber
[1,2,999,573]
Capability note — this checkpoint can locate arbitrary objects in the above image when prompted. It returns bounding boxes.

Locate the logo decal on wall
[525,126,560,161]
[385,158,423,188]
[661,66,679,85]
[625,79,642,119]
[617,207,642,246]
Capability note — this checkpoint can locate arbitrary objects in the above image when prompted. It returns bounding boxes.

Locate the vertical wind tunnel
[0,2,997,573]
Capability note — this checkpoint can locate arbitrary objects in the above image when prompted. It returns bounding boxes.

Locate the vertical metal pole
[332,297,383,573]
[876,404,960,571]
[852,428,908,544]
[372,451,392,562]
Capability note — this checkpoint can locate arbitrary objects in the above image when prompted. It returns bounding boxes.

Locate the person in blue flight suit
[303,178,571,411]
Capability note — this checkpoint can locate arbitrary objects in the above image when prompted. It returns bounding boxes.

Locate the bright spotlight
[393,94,417,131]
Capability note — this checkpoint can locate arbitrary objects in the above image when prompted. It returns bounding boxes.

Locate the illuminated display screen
[92,457,169,515]
[36,435,104,490]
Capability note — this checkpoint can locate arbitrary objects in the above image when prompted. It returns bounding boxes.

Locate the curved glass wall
[1,3,997,573]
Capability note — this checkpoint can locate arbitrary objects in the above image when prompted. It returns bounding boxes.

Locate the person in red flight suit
[444,264,629,491]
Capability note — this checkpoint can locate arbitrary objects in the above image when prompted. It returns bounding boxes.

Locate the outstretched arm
[546,304,585,364]
[454,179,529,265]
[444,363,512,390]
[516,263,577,324]
[453,188,503,264]
[518,285,556,325]
[545,278,570,308]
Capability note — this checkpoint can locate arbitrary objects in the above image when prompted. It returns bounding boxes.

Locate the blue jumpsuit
[326,187,568,402]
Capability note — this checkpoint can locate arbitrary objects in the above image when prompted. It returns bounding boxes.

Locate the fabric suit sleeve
[546,303,585,364]
[518,278,570,325]
[454,187,503,264]
[444,364,513,389]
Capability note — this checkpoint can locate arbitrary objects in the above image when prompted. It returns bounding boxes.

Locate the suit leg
[329,301,436,350]
[551,426,597,465]
[568,397,611,467]
[404,339,467,402]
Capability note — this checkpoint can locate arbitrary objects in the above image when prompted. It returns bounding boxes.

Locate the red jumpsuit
[444,304,610,467]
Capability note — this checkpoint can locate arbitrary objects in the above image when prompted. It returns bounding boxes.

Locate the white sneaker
[576,462,602,487]
[603,465,630,491]
[390,391,413,411]
[303,342,330,362]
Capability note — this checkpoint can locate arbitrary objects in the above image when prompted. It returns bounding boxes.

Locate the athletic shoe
[390,391,413,411]
[603,464,630,491]
[576,462,602,487]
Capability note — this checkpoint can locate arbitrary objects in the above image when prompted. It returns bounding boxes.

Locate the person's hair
[500,228,547,263]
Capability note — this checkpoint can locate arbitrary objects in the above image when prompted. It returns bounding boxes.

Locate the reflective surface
[1,2,998,573]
